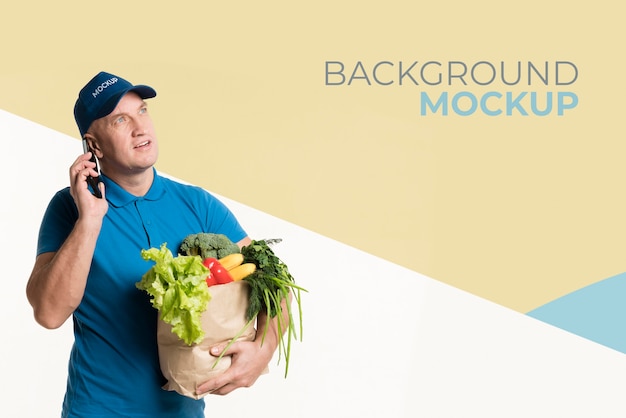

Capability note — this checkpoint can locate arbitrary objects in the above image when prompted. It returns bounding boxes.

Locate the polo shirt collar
[102,168,166,208]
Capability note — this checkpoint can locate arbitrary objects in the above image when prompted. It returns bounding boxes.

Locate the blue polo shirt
[37,169,247,418]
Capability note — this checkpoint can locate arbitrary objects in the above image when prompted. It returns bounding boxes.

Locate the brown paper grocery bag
[157,280,258,399]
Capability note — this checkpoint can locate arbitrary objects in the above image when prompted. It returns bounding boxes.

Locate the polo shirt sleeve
[201,190,248,243]
[36,188,79,255]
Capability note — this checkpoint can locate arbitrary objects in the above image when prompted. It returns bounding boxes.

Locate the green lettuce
[136,243,211,345]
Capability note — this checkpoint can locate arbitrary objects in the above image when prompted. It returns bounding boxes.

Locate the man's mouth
[134,140,150,149]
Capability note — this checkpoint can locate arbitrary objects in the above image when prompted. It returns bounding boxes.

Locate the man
[26,71,281,417]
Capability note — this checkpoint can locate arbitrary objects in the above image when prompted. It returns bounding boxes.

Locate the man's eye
[139,107,147,114]
[115,116,125,124]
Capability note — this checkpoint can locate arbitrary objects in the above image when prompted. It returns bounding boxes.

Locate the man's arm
[196,295,291,396]
[236,236,252,248]
[195,235,291,396]
[26,217,103,329]
[26,152,108,329]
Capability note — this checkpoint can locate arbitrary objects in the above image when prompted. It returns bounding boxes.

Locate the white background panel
[3,109,626,417]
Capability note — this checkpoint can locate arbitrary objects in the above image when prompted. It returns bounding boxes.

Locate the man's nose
[132,119,148,135]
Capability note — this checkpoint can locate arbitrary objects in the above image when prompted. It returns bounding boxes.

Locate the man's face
[87,92,158,176]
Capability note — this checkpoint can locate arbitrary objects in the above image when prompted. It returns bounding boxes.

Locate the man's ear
[82,133,102,158]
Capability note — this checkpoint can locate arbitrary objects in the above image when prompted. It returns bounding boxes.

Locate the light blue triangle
[527,272,626,354]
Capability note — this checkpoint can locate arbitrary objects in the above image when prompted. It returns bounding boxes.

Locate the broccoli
[178,233,240,260]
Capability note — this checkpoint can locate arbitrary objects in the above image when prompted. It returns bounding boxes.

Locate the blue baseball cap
[73,71,157,137]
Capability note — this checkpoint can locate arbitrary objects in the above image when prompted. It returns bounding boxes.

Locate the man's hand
[70,152,108,220]
[196,338,274,396]
[196,291,290,397]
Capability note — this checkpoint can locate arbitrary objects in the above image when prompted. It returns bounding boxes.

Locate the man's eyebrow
[107,101,148,121]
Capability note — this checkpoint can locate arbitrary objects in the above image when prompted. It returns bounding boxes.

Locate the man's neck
[105,168,155,197]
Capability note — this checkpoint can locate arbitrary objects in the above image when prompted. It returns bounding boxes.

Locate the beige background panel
[2,1,623,312]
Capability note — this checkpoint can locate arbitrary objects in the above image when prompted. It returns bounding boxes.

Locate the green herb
[241,239,306,377]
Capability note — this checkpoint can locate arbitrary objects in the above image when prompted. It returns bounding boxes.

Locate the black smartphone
[82,139,102,199]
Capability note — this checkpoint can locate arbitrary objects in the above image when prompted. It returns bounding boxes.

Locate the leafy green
[136,243,211,345]
[241,239,307,376]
